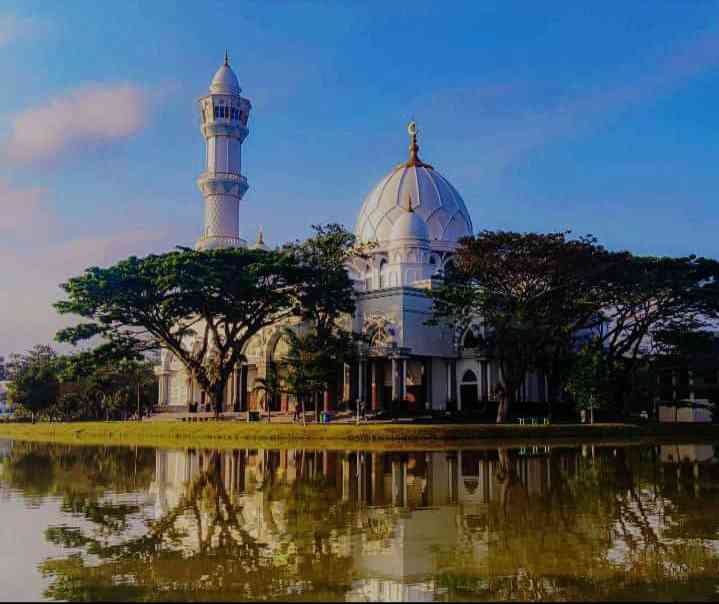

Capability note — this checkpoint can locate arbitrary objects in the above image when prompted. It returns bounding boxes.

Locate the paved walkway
[145,410,383,424]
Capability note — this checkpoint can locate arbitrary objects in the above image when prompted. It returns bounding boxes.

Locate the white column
[392,358,399,401]
[359,359,367,402]
[457,363,462,412]
[487,363,493,399]
[401,359,408,400]
[446,360,452,402]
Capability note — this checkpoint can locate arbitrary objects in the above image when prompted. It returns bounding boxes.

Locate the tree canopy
[54,226,362,415]
[5,345,60,422]
[54,246,306,413]
[430,230,719,420]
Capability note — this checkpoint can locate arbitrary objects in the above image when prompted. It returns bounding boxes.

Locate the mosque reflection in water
[147,443,719,601]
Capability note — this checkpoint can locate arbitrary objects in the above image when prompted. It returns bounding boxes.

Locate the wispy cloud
[4,83,147,163]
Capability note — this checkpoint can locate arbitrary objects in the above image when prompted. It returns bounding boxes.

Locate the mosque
[155,55,548,414]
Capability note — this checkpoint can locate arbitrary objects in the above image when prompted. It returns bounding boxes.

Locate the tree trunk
[204,383,221,418]
[496,395,511,423]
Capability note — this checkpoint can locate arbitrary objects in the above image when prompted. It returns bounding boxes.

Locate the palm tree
[252,363,285,423]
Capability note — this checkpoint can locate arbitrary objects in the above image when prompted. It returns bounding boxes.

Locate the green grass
[0,419,716,451]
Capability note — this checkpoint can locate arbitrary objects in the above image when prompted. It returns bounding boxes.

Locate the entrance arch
[460,369,480,411]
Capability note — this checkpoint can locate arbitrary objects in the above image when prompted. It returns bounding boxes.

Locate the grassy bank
[0,420,717,451]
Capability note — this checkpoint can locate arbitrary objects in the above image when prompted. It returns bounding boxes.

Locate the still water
[1,439,718,602]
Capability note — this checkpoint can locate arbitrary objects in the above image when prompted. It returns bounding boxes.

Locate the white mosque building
[155,56,548,415]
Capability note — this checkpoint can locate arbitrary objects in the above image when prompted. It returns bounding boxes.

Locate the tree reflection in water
[1,441,719,601]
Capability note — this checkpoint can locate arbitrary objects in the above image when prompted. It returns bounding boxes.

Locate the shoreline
[0,420,717,452]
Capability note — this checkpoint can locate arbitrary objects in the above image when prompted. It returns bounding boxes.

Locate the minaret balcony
[201,121,249,141]
[197,171,249,198]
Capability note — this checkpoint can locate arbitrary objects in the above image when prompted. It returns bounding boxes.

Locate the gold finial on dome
[224,49,230,66]
[405,120,433,169]
[256,225,265,245]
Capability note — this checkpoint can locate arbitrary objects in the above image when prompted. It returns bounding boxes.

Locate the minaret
[196,52,252,250]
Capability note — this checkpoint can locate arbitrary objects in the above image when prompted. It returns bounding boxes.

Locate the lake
[0,439,718,601]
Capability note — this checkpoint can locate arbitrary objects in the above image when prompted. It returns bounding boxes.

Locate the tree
[593,254,719,414]
[284,224,360,339]
[252,363,285,422]
[430,231,614,422]
[565,339,611,423]
[6,346,60,423]
[282,224,364,412]
[430,231,719,421]
[54,247,304,416]
[56,353,157,421]
[281,329,327,424]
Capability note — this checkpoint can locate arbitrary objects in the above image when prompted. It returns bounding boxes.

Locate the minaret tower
[196,51,252,250]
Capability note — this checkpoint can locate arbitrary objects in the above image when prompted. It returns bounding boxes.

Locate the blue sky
[2,1,719,353]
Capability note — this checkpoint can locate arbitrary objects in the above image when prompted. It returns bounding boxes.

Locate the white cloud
[4,83,147,163]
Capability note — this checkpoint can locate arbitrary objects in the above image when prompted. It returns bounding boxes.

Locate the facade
[156,57,547,414]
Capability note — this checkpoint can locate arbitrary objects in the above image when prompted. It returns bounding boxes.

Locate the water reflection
[1,440,719,601]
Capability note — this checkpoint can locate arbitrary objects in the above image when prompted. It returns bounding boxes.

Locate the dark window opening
[462,369,477,383]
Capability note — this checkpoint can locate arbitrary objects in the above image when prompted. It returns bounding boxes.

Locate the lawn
[0,419,716,451]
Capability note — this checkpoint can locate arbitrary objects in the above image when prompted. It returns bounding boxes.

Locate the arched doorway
[460,369,480,410]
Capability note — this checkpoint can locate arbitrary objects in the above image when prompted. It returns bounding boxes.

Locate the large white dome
[354,124,473,252]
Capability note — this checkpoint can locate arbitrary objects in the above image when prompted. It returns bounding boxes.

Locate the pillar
[391,358,400,402]
[446,360,452,404]
[401,359,407,401]
[487,362,493,400]
[371,362,379,410]
[425,358,432,410]
[359,358,367,403]
[343,363,351,402]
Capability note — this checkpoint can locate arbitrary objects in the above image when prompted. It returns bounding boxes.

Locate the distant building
[0,381,12,418]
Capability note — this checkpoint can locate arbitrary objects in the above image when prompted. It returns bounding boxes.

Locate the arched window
[429,255,437,265]
[378,259,387,289]
[462,369,478,383]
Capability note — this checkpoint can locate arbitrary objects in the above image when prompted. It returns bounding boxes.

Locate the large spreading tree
[430,230,616,421]
[430,230,719,421]
[54,246,306,414]
[591,254,719,414]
